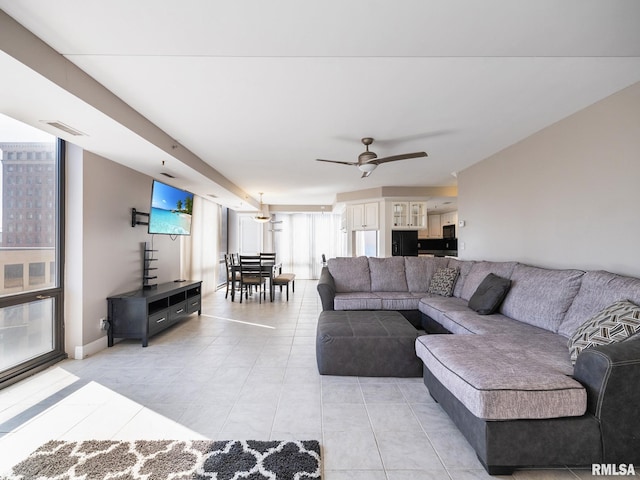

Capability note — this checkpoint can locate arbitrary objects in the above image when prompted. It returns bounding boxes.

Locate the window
[29,262,46,285]
[4,264,23,289]
[274,212,346,279]
[0,113,65,388]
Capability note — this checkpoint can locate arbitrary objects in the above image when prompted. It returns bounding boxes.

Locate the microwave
[443,224,456,239]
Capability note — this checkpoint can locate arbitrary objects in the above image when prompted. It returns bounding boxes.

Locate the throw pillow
[568,299,640,364]
[428,267,459,297]
[468,273,512,315]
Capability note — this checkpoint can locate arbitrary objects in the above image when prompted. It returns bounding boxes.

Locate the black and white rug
[1,439,321,480]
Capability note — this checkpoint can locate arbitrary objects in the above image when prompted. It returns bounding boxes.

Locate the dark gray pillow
[468,273,512,315]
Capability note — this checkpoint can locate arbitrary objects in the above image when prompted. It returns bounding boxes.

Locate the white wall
[66,149,181,357]
[64,143,84,355]
[458,81,640,277]
[228,209,240,253]
[238,215,264,254]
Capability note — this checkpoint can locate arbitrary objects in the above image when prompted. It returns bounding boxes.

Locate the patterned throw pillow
[568,299,640,364]
[428,267,459,297]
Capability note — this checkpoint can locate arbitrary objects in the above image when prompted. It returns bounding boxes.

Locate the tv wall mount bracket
[131,208,149,227]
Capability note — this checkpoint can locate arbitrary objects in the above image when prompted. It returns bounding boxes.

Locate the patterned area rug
[1,439,321,480]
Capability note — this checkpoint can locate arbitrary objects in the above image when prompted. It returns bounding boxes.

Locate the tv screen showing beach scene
[148,180,194,235]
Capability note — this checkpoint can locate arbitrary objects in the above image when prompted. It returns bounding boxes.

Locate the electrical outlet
[100,318,108,330]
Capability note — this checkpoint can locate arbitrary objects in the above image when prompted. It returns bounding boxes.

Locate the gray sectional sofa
[316,255,640,474]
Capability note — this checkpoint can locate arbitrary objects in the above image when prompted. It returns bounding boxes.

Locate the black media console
[107,280,202,347]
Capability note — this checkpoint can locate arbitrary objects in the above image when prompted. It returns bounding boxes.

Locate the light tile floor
[0,280,617,479]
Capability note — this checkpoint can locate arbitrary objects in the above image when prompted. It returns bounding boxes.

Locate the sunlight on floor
[200,314,276,330]
[0,367,205,471]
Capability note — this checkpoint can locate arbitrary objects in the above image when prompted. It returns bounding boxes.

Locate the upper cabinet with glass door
[392,202,409,228]
[391,201,427,229]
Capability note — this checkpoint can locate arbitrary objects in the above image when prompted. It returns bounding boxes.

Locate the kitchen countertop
[418,249,458,257]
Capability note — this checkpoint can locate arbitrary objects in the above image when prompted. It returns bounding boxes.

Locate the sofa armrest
[317,266,336,311]
[573,337,640,463]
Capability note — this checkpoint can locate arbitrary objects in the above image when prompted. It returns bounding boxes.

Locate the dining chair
[260,252,276,264]
[260,252,277,300]
[272,272,296,301]
[224,253,240,301]
[267,254,294,301]
[239,255,266,303]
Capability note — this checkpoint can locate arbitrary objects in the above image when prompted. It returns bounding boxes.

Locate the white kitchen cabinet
[427,215,442,238]
[441,211,458,226]
[391,201,427,229]
[427,211,458,238]
[408,202,427,228]
[349,202,379,230]
[391,202,409,228]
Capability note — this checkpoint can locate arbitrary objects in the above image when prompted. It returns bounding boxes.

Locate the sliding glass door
[0,114,66,389]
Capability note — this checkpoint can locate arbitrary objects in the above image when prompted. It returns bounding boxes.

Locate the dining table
[230,261,282,302]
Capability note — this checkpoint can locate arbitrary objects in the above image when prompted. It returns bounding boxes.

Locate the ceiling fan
[316,137,428,178]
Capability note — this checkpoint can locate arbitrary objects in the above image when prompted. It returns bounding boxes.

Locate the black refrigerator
[391,230,418,256]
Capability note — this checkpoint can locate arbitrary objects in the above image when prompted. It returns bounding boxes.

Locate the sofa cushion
[442,309,553,336]
[334,292,381,310]
[375,292,422,311]
[405,256,449,293]
[328,256,371,293]
[447,259,475,298]
[559,270,640,338]
[460,261,517,301]
[499,264,584,333]
[568,299,640,364]
[468,273,512,315]
[368,256,408,292]
[428,267,459,297]
[415,333,586,420]
[418,295,469,328]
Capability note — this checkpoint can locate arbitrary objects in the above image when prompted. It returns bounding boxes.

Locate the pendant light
[254,192,271,223]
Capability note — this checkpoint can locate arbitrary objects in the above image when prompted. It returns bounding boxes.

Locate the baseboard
[72,335,108,359]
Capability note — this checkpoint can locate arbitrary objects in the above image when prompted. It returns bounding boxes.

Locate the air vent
[160,172,175,178]
[41,120,86,136]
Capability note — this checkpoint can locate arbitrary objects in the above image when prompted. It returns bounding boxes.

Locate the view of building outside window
[0,114,58,371]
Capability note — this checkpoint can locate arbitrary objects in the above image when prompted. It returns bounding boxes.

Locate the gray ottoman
[316,310,422,377]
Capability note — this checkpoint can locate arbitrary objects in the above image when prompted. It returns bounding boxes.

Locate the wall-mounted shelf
[142,242,158,290]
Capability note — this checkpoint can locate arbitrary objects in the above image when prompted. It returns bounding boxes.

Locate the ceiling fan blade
[372,152,428,165]
[316,159,358,166]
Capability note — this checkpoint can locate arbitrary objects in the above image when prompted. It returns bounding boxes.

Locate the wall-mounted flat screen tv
[148,180,194,235]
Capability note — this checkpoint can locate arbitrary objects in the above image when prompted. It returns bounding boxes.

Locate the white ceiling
[1,0,640,210]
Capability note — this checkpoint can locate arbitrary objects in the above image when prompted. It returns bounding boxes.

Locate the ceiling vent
[160,172,175,179]
[41,120,86,136]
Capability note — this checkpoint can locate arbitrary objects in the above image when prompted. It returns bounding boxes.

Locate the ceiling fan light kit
[358,163,377,173]
[316,137,427,178]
